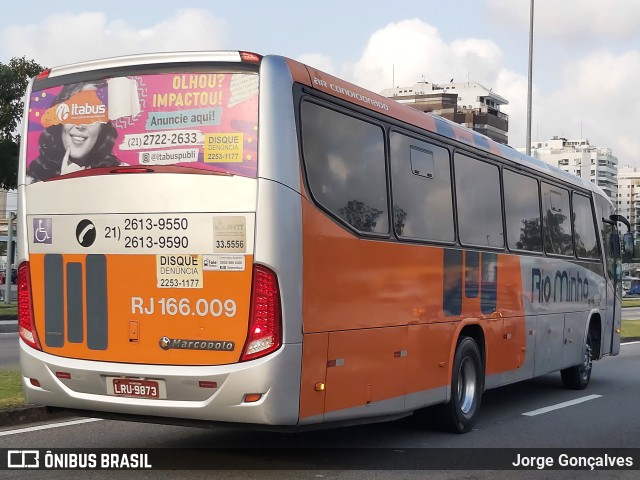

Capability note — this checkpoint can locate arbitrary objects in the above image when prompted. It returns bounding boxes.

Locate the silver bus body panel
[485,255,608,389]
[610,303,621,355]
[45,51,244,79]
[21,340,301,425]
[257,55,303,193]
[254,179,303,345]
[16,79,34,264]
[254,55,304,346]
[23,174,258,214]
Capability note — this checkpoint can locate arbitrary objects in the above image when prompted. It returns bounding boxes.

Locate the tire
[442,336,484,433]
[561,331,593,390]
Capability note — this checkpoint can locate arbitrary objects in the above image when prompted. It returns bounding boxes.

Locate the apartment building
[527,137,618,205]
[617,166,640,242]
[380,81,509,144]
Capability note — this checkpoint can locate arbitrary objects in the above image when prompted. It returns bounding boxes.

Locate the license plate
[109,378,162,399]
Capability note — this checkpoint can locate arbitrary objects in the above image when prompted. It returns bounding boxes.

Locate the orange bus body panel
[299,332,329,419]
[29,253,253,365]
[299,198,528,418]
[325,327,407,414]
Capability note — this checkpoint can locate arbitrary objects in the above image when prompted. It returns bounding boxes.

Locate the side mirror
[623,232,634,259]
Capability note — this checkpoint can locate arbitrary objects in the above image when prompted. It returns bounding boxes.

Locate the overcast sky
[2,0,639,169]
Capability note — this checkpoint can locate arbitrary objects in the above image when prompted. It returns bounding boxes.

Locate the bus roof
[38,51,251,79]
[30,50,607,201]
[284,55,606,199]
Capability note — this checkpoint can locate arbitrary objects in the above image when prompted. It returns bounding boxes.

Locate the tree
[0,56,45,189]
[516,217,542,251]
[339,200,383,233]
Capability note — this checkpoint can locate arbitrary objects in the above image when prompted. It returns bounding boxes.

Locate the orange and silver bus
[17,51,633,433]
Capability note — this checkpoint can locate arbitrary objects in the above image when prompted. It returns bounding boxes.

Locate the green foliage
[0,370,24,409]
[622,298,640,308]
[0,139,19,190]
[0,56,45,190]
[621,320,640,339]
[0,302,17,315]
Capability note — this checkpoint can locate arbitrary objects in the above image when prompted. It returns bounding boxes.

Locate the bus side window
[300,101,388,235]
[542,183,573,256]
[503,169,542,252]
[454,154,504,248]
[572,193,599,259]
[389,132,454,242]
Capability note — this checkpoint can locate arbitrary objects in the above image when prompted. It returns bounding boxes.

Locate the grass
[622,298,640,308]
[0,302,17,317]
[622,320,640,340]
[0,370,25,409]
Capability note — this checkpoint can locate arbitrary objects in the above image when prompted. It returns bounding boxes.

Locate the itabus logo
[55,103,70,122]
[71,102,106,116]
[41,89,108,128]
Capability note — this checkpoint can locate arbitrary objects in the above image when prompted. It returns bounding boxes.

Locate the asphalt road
[622,306,640,320]
[1,342,639,479]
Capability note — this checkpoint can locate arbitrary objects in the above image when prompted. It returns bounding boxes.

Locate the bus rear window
[25,72,259,183]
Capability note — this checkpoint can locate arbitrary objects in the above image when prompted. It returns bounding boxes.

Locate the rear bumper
[20,340,302,426]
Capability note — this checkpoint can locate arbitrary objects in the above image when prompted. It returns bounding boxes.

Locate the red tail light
[18,262,41,350]
[110,167,153,174]
[36,69,51,80]
[241,264,281,361]
[239,51,262,64]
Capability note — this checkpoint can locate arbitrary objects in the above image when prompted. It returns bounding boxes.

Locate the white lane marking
[522,394,602,416]
[0,418,102,437]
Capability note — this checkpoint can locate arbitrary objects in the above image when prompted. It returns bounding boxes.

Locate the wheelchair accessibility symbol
[33,218,52,244]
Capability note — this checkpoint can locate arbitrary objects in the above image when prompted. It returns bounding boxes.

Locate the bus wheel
[443,336,484,433]
[561,331,593,390]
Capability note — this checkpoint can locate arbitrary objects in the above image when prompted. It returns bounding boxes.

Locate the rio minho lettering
[531,268,590,303]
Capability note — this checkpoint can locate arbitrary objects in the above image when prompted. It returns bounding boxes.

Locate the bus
[17,51,633,433]
[622,276,640,296]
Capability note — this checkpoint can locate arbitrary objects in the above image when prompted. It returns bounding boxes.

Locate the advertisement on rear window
[25,72,259,183]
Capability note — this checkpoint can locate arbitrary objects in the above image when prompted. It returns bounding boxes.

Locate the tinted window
[390,132,454,242]
[595,195,616,281]
[503,170,542,252]
[542,183,573,256]
[454,154,504,248]
[301,102,388,234]
[573,193,599,259]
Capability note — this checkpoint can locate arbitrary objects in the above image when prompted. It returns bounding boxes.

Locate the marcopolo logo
[159,336,234,352]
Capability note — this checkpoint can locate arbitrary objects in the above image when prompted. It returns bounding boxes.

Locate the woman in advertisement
[27,81,121,183]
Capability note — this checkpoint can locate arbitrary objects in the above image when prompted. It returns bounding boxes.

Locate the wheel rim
[579,342,592,383]
[457,357,477,415]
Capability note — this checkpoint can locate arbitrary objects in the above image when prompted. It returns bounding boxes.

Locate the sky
[1,0,639,169]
